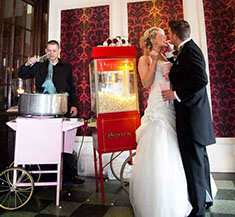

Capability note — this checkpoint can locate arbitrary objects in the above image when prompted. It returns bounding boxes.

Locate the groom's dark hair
[169,20,191,41]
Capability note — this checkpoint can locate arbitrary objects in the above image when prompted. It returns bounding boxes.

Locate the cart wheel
[110,151,134,181]
[8,162,41,183]
[0,167,34,210]
[120,152,136,195]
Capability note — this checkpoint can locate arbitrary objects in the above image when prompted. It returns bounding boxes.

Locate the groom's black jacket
[169,39,215,146]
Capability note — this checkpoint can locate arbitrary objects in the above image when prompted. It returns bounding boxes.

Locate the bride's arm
[138,52,158,89]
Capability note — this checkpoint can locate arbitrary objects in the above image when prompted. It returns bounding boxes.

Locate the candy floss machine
[89,46,141,202]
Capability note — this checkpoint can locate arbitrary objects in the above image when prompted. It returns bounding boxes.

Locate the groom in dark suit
[162,20,216,217]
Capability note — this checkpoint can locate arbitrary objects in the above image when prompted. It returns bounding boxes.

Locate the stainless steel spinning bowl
[18,93,69,116]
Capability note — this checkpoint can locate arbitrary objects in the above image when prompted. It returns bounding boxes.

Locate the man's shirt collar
[178,38,191,50]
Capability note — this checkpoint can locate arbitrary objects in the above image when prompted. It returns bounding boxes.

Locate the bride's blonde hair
[140,27,164,55]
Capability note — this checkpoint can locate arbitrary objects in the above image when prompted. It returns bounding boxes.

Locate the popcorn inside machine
[89,46,140,202]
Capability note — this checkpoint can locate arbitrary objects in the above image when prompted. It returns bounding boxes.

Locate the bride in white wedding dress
[129,27,192,217]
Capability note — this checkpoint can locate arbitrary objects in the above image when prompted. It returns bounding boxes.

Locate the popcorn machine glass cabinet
[89,59,139,114]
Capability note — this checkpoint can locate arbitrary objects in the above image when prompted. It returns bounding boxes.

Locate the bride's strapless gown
[129,60,192,217]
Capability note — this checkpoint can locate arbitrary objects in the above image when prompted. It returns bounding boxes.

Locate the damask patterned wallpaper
[204,0,234,137]
[61,6,109,135]
[127,0,183,116]
[60,1,234,137]
[128,0,234,137]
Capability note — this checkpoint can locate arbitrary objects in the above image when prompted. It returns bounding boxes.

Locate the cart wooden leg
[93,147,99,191]
[98,152,105,203]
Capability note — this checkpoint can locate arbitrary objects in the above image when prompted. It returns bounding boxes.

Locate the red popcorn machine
[89,46,140,202]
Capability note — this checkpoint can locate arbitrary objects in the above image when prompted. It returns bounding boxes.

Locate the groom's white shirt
[178,38,191,51]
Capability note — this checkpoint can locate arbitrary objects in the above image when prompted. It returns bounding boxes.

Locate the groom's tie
[173,45,183,61]
[177,46,183,57]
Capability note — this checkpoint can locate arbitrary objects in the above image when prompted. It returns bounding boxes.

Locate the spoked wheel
[0,167,34,210]
[110,151,134,181]
[120,152,136,195]
[9,162,41,183]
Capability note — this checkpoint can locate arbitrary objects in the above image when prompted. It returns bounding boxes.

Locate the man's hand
[70,106,78,117]
[165,40,174,52]
[161,90,175,101]
[25,56,38,66]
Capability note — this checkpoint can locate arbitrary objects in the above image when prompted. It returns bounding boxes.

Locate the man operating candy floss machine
[89,46,140,202]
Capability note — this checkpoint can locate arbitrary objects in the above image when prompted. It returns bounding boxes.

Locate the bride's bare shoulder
[139,55,151,64]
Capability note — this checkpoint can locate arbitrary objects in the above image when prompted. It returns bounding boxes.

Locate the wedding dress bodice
[143,60,175,131]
